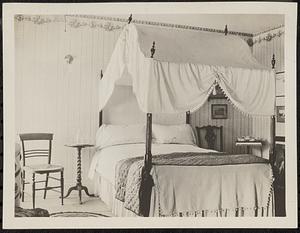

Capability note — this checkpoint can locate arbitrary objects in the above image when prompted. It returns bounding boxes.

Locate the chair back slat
[19,133,53,141]
[25,149,49,153]
[19,133,53,166]
[25,155,49,159]
[25,152,49,156]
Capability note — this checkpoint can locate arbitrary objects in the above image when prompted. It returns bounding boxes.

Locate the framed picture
[211,104,228,119]
[276,106,285,122]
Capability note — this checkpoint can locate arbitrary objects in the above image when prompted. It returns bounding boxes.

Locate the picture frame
[211,104,228,119]
[276,106,285,122]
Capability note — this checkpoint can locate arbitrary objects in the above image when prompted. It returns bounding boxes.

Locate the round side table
[64,144,94,204]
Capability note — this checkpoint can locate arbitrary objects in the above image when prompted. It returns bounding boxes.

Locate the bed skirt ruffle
[92,172,274,217]
[93,173,138,217]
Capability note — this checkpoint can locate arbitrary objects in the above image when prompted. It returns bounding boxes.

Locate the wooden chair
[196,125,223,152]
[19,133,64,209]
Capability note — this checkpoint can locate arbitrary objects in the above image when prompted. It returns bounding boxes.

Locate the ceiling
[111,14,284,35]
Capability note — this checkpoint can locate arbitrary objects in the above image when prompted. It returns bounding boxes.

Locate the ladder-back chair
[196,125,224,152]
[19,133,64,209]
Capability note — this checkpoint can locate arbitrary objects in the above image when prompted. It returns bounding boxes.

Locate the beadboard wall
[15,16,282,193]
[252,26,285,137]
[15,17,123,190]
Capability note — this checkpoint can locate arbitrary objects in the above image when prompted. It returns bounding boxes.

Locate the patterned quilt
[115,152,269,215]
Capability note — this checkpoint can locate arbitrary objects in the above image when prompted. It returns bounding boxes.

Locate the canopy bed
[89,18,276,217]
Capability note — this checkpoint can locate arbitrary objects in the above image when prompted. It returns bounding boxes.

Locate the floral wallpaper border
[14,15,125,31]
[14,14,253,37]
[14,14,284,47]
[250,26,285,46]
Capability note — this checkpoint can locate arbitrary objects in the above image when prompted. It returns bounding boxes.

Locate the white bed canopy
[99,23,275,116]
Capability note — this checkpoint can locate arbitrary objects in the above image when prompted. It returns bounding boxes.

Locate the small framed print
[276,106,285,123]
[211,104,228,119]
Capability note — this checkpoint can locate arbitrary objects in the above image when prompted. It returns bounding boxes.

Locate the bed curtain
[99,23,275,116]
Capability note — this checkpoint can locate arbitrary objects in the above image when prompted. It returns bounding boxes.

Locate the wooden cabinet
[274,137,285,216]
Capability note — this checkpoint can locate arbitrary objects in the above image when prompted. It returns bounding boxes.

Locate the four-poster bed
[90,18,276,217]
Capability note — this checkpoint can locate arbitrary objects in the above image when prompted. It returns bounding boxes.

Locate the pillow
[152,124,197,145]
[95,124,146,149]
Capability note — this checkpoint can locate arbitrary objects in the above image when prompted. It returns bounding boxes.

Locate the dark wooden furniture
[19,133,64,209]
[196,125,223,152]
[64,144,94,204]
[274,137,286,216]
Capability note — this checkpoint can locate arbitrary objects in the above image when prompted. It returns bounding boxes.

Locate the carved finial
[150,41,156,58]
[224,25,228,35]
[271,54,276,69]
[128,14,132,24]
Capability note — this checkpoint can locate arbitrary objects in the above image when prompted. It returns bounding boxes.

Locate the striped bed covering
[91,146,274,217]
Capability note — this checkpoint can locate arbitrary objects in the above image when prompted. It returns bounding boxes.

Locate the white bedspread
[88,143,273,216]
[88,143,215,183]
[151,163,273,216]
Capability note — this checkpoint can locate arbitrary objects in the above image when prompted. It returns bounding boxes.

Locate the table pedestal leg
[64,147,94,204]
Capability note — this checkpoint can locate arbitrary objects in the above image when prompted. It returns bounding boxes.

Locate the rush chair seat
[19,133,64,209]
[196,125,223,152]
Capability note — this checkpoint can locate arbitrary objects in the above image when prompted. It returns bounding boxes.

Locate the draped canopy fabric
[99,23,275,116]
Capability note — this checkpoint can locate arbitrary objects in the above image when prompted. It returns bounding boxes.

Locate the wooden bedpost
[186,111,191,124]
[270,115,276,166]
[99,70,103,127]
[139,113,154,217]
[271,54,276,69]
[139,41,157,216]
[150,41,156,58]
[269,54,276,166]
[224,25,228,35]
[145,113,153,168]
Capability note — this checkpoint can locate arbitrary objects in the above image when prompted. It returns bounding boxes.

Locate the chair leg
[21,170,25,202]
[43,172,49,199]
[32,173,36,209]
[61,170,64,205]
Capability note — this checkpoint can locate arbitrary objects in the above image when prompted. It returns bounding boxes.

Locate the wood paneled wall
[253,27,284,72]
[15,18,123,192]
[252,26,285,139]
